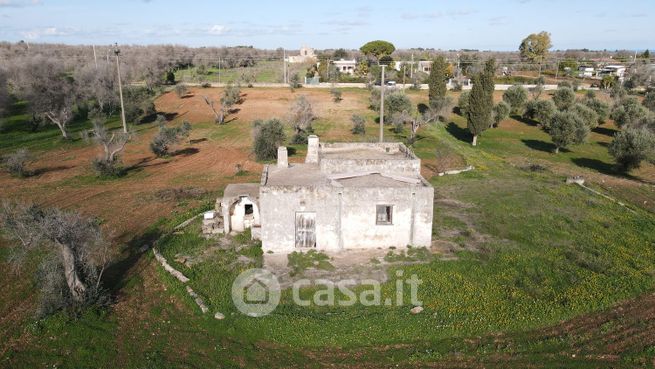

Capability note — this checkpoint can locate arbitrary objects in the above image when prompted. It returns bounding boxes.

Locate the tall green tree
[359,40,395,65]
[427,56,448,105]
[519,31,552,75]
[466,73,492,146]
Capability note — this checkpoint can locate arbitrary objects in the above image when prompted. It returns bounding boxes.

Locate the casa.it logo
[231,268,281,317]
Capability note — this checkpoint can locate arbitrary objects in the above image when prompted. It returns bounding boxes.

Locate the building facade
[218,136,434,254]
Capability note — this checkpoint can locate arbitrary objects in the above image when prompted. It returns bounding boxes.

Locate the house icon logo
[231,268,280,317]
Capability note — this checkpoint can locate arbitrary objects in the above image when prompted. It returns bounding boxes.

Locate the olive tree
[3,148,33,177]
[642,91,655,113]
[583,96,610,124]
[524,99,556,128]
[150,118,192,157]
[502,85,528,115]
[85,115,131,177]
[0,67,9,117]
[552,87,576,111]
[11,56,78,139]
[0,202,112,316]
[351,114,366,135]
[608,128,655,171]
[549,111,589,153]
[611,97,650,128]
[288,95,315,144]
[492,101,511,127]
[571,103,599,129]
[252,119,286,161]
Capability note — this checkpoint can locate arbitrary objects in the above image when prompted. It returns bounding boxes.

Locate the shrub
[288,95,315,144]
[571,103,599,129]
[384,91,413,117]
[4,148,32,177]
[253,119,286,161]
[583,97,610,124]
[552,87,576,111]
[391,111,411,133]
[330,88,342,103]
[351,114,366,135]
[457,91,470,116]
[549,111,589,153]
[502,85,528,115]
[611,97,650,128]
[150,119,192,157]
[174,84,188,98]
[492,101,511,127]
[609,128,655,171]
[92,157,124,177]
[643,91,655,112]
[524,99,556,128]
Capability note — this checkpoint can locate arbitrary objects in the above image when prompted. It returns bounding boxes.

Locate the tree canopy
[359,40,396,64]
[519,31,552,67]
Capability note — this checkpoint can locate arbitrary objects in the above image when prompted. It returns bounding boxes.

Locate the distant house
[332,59,357,75]
[578,66,595,78]
[286,46,316,64]
[417,60,432,73]
[598,65,626,79]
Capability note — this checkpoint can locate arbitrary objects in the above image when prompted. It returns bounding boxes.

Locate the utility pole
[410,53,414,79]
[283,49,287,84]
[92,44,98,69]
[114,43,127,134]
[218,57,221,85]
[379,65,386,143]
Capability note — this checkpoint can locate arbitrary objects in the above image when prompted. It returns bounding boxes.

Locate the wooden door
[295,212,316,248]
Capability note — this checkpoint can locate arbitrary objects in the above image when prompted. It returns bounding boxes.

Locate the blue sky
[0,0,653,50]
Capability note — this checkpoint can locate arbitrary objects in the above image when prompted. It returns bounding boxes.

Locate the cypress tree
[428,56,447,105]
[466,73,492,146]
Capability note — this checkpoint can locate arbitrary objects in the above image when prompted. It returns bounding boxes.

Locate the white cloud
[208,24,228,35]
[21,26,70,39]
[0,0,41,8]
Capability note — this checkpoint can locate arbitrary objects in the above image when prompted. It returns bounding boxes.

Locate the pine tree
[466,73,492,146]
[428,56,447,105]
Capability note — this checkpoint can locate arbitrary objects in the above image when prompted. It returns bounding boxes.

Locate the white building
[332,59,357,75]
[286,46,316,64]
[216,136,435,254]
[598,65,626,79]
[578,66,595,78]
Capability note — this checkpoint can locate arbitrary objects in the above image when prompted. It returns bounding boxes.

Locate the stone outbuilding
[212,136,434,254]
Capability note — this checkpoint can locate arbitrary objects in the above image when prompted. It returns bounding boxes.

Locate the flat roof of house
[319,142,416,161]
[264,164,427,188]
[223,183,260,200]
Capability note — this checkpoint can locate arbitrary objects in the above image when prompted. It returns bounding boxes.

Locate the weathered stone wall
[319,158,421,176]
[259,184,433,253]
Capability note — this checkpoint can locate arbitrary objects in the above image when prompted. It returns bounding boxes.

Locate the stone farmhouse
[206,135,434,254]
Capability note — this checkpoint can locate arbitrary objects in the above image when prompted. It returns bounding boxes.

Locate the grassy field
[1,87,655,368]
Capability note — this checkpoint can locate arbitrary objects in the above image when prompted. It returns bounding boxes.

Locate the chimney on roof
[306,135,319,164]
[277,146,288,168]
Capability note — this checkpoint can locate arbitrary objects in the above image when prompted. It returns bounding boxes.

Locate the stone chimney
[305,135,319,164]
[277,146,288,168]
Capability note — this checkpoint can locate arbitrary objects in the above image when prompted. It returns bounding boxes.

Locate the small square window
[376,205,393,225]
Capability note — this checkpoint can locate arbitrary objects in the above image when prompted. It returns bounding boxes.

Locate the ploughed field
[0,87,654,368]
